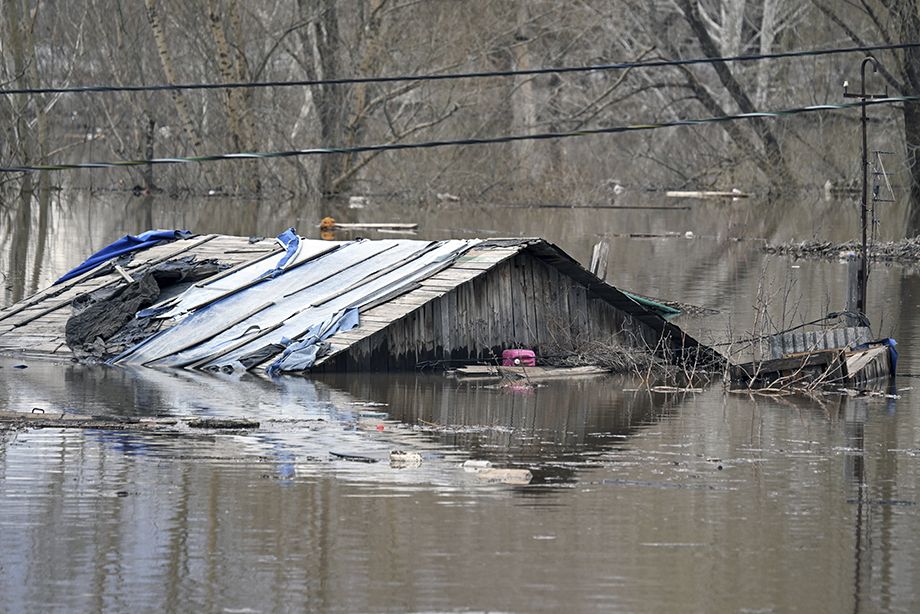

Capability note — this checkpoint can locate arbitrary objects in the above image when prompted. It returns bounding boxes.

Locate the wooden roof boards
[0,234,281,359]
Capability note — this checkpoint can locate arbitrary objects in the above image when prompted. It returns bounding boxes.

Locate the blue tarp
[271,228,300,278]
[266,308,360,375]
[55,229,192,284]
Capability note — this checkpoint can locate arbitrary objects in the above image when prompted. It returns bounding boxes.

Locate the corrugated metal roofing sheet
[114,238,480,370]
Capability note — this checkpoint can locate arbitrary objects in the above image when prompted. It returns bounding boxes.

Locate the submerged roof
[0,231,717,373]
[115,237,481,371]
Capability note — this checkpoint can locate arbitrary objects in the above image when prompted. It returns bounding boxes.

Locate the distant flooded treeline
[1,0,918,213]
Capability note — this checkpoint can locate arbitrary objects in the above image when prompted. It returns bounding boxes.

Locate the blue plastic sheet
[266,308,360,374]
[55,229,192,284]
[885,338,898,371]
[271,228,300,277]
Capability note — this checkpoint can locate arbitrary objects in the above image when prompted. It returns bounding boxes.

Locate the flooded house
[0,229,719,374]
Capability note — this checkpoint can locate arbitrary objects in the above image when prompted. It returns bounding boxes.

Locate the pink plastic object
[502,349,536,367]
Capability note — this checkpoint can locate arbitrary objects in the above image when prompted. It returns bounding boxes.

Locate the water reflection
[2,358,919,611]
[1,358,684,485]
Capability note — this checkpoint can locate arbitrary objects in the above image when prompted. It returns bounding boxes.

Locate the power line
[1,41,918,97]
[2,95,915,174]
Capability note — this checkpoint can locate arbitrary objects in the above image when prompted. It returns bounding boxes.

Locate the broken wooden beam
[452,365,610,381]
[665,190,749,199]
[0,410,258,431]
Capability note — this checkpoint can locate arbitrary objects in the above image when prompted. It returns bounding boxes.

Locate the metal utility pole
[843,56,887,320]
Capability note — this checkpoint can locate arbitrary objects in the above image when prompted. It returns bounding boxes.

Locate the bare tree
[813,0,920,235]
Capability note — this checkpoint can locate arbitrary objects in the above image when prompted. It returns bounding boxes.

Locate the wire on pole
[1,42,919,97]
[2,95,917,174]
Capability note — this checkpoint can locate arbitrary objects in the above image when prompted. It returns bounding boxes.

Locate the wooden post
[589,240,609,280]
[846,258,861,327]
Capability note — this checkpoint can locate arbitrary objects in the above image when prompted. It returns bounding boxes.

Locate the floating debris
[665,189,749,199]
[389,450,423,467]
[186,417,259,430]
[0,410,265,432]
[472,468,533,484]
[765,237,920,263]
[329,451,378,463]
[357,410,389,419]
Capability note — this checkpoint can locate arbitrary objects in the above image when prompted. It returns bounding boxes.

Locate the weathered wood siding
[314,251,662,372]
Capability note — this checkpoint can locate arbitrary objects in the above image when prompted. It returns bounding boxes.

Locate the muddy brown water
[2,190,920,612]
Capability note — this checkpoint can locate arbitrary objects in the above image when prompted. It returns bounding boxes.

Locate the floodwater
[2,188,920,612]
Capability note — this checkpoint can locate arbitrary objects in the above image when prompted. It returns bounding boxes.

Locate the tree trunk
[677,0,792,187]
[144,0,203,154]
[143,114,157,191]
[5,0,36,175]
[331,0,387,195]
[206,0,260,195]
[894,0,920,235]
[296,0,349,197]
[511,3,538,186]
[904,104,920,236]
[755,0,780,107]
[720,0,746,57]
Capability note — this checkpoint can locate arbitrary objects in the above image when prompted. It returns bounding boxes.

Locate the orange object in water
[319,216,336,230]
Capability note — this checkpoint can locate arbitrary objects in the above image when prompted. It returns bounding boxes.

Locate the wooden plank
[416,281,456,293]
[125,234,219,270]
[6,296,93,331]
[453,365,610,381]
[361,304,415,321]
[399,288,446,300]
[2,235,221,334]
[455,248,521,262]
[332,222,418,230]
[450,261,503,271]
[0,266,116,324]
[428,290,441,355]
[485,271,499,353]
[358,313,396,324]
[387,292,440,308]
[845,346,888,375]
[329,331,375,345]
[573,284,588,338]
[502,261,515,347]
[589,240,610,279]
[527,260,541,348]
[0,338,63,353]
[510,257,526,344]
[32,340,69,354]
[424,268,484,284]
[458,282,471,356]
[445,285,456,354]
[730,349,846,386]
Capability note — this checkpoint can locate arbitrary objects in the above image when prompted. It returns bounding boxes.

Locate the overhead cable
[0,42,918,96]
[2,95,916,174]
